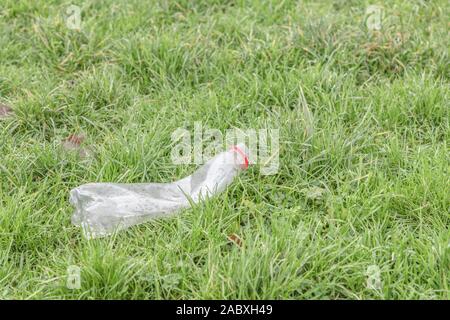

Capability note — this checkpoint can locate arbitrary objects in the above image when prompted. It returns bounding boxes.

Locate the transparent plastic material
[70,144,249,238]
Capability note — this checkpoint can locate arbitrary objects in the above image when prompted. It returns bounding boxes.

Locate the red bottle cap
[230,145,249,170]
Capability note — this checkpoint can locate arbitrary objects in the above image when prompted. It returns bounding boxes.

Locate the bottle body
[70,144,248,238]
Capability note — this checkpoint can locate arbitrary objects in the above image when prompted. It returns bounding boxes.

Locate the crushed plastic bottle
[70,144,249,238]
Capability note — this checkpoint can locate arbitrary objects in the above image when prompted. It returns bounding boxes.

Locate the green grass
[0,0,449,299]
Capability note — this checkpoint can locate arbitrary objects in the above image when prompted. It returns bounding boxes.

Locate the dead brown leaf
[227,234,242,247]
[0,103,14,119]
[62,134,90,158]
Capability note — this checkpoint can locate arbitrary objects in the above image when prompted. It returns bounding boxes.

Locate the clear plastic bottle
[70,144,249,238]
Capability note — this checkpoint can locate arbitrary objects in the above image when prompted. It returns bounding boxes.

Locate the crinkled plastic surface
[70,144,248,238]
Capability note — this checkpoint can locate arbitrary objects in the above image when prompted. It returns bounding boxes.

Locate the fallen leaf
[62,133,91,158]
[62,133,85,148]
[0,103,14,119]
[227,233,242,247]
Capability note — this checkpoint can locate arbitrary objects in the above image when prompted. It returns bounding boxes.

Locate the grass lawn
[0,0,448,299]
